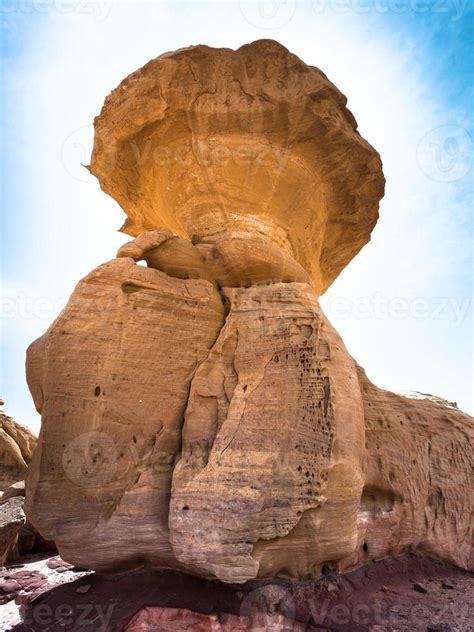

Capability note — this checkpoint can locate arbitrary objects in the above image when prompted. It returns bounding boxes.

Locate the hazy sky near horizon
[1,0,473,433]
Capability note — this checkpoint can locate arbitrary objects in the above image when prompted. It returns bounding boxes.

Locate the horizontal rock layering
[25,41,472,582]
[26,235,473,580]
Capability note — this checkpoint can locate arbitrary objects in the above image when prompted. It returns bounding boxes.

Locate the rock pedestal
[25,41,472,582]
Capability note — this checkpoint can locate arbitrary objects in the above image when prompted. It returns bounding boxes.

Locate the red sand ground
[1,553,472,631]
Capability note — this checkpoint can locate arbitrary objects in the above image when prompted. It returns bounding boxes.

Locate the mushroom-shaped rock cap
[91,39,384,294]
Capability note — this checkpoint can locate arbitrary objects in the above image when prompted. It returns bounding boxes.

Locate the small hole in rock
[94,386,101,397]
[321,564,330,576]
[182,506,189,511]
[363,542,368,552]
[121,283,142,294]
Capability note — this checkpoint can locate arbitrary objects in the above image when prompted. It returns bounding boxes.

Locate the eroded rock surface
[124,606,306,631]
[0,410,36,492]
[91,39,384,295]
[25,40,472,583]
[0,409,38,566]
[0,481,56,566]
[25,241,473,580]
[26,258,224,571]
[0,497,26,565]
[358,367,473,571]
[169,283,365,583]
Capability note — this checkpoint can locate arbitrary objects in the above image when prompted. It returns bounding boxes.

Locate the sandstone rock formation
[358,367,472,571]
[0,479,56,566]
[124,606,305,631]
[0,408,36,492]
[90,39,384,296]
[0,496,26,565]
[0,407,38,565]
[0,406,59,569]
[25,40,473,584]
[26,258,224,571]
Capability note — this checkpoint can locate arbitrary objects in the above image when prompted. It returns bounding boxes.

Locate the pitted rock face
[90,39,385,294]
[169,283,343,583]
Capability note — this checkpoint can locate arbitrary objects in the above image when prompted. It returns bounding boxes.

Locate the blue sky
[1,1,473,432]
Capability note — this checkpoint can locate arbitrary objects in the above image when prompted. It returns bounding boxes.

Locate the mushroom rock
[25,40,473,582]
[90,39,385,295]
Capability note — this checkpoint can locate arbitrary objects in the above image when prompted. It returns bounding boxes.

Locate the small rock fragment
[47,556,73,572]
[8,570,37,579]
[441,581,455,590]
[1,579,20,592]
